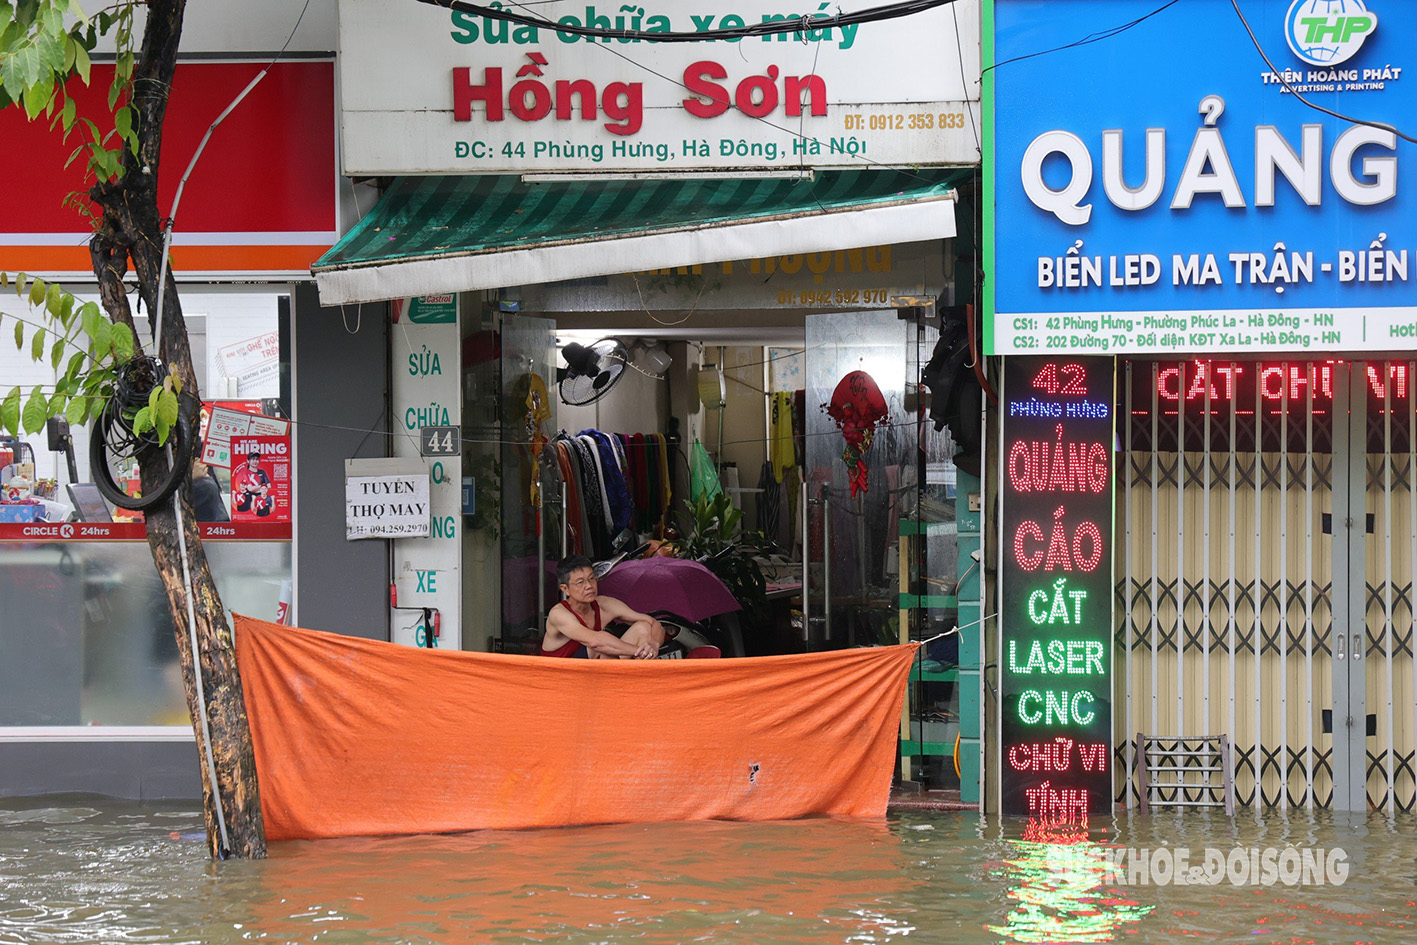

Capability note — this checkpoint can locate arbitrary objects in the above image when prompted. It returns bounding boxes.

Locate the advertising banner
[338,0,980,174]
[987,0,1417,355]
[999,355,1114,818]
[202,406,290,469]
[229,434,292,523]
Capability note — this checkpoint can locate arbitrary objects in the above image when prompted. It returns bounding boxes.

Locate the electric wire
[247,401,956,457]
[981,0,1183,75]
[1227,0,1415,144]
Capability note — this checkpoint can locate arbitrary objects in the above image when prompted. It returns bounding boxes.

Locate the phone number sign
[999,356,1115,819]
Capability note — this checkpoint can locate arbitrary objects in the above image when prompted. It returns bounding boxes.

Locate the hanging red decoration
[824,370,889,497]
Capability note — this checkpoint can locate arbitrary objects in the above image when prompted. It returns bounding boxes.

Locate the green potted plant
[675,491,767,615]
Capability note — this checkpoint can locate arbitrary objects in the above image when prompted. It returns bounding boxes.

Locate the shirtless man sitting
[541,554,666,659]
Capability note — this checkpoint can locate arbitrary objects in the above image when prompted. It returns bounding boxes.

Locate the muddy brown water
[1,798,1414,943]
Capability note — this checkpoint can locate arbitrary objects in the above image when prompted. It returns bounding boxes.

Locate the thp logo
[1286,0,1378,67]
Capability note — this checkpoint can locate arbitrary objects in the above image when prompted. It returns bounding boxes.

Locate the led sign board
[1000,356,1114,817]
[1124,357,1414,453]
[985,0,1417,356]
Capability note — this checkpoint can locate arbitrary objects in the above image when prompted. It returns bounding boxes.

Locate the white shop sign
[338,0,981,174]
[389,297,462,649]
[345,459,432,539]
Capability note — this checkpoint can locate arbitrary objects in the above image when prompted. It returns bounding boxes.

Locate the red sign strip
[0,522,292,542]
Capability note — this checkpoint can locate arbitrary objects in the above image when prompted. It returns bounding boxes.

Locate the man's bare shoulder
[596,595,649,622]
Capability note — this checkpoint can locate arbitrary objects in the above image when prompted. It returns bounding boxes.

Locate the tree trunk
[88,0,266,859]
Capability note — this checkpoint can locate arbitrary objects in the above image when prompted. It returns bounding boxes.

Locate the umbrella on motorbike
[596,558,741,623]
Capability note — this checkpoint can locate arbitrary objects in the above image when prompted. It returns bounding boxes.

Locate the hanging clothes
[628,434,650,531]
[757,460,782,542]
[769,391,796,483]
[580,429,633,538]
[571,435,613,555]
[791,390,807,469]
[643,434,664,531]
[654,433,672,514]
[560,434,606,555]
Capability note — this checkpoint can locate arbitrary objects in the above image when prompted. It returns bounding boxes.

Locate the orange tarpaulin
[233,614,918,841]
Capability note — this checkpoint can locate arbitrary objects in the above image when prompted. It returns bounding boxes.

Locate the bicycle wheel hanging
[89,356,195,511]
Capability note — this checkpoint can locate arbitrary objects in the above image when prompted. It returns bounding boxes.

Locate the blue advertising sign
[985,0,1417,355]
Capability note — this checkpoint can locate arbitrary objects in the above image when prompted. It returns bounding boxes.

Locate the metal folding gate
[1116,360,1417,811]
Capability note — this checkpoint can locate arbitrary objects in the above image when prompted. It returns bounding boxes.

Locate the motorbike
[592,539,745,658]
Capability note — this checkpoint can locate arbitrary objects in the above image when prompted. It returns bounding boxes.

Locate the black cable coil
[89,357,195,511]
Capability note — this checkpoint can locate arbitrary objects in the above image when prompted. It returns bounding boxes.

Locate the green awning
[312,170,963,305]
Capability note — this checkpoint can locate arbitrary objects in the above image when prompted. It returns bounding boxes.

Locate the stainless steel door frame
[1331,362,1368,812]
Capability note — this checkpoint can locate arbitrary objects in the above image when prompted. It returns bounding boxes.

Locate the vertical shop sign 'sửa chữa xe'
[1000,356,1115,817]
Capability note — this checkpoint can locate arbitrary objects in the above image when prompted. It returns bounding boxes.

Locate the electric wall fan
[557,338,629,406]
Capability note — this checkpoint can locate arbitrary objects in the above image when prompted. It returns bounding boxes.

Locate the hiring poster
[229,434,291,523]
[202,405,289,468]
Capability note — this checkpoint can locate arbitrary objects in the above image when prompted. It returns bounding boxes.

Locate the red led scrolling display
[1137,359,1411,418]
[1127,359,1417,453]
[1000,356,1115,819]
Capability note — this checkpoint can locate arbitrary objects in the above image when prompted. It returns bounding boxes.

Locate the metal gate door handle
[1352,633,1363,661]
[1337,633,1346,660]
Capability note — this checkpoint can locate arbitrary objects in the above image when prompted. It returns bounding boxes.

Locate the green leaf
[79,300,101,339]
[73,41,89,84]
[64,350,86,377]
[114,104,130,139]
[21,77,51,120]
[49,338,64,370]
[44,282,62,317]
[58,293,74,327]
[0,387,19,435]
[131,405,152,434]
[147,383,160,416]
[64,395,87,425]
[91,319,112,360]
[29,326,45,361]
[111,322,134,360]
[155,388,180,431]
[28,277,45,307]
[3,44,42,105]
[47,391,65,415]
[12,318,21,350]
[21,387,48,434]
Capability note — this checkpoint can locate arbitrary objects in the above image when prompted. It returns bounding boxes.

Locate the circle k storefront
[0,51,339,796]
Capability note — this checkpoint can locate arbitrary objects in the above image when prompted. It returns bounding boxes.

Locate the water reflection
[985,817,1152,944]
[230,818,919,945]
[3,800,1417,944]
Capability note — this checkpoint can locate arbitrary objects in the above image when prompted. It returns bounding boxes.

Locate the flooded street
[2,799,1415,943]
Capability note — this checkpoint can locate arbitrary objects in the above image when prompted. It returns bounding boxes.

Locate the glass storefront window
[0,287,293,730]
[0,539,290,727]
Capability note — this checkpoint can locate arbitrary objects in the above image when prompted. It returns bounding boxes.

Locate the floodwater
[2,799,1415,944]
